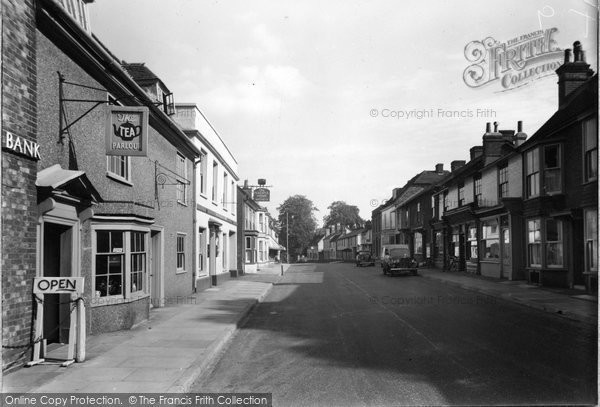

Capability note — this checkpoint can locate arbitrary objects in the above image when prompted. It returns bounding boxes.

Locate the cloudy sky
[90,0,597,224]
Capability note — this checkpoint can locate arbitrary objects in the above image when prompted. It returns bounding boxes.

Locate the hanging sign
[105,106,148,156]
[33,277,84,294]
[253,188,270,202]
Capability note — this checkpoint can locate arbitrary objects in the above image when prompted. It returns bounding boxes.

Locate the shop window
[543,145,561,194]
[527,219,542,267]
[467,226,477,260]
[176,234,186,270]
[107,156,131,182]
[585,209,598,272]
[95,231,124,297]
[498,165,508,198]
[583,119,598,182]
[176,153,187,204]
[452,232,460,257]
[434,232,443,258]
[545,219,563,267]
[130,231,146,293]
[481,219,500,259]
[526,148,540,198]
[414,233,423,256]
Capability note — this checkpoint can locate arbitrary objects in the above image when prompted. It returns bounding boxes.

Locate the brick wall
[1,0,38,371]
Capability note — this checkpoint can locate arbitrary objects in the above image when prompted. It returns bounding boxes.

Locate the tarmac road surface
[191,262,597,406]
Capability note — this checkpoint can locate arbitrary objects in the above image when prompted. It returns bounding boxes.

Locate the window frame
[583,118,598,183]
[176,153,188,205]
[176,233,187,272]
[481,218,500,261]
[474,175,482,205]
[498,165,508,199]
[543,144,562,195]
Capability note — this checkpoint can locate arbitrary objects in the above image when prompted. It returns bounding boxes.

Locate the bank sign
[33,277,84,294]
[105,106,148,156]
[463,28,563,91]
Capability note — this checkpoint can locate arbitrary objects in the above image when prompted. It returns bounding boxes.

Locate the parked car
[381,244,418,276]
[355,251,375,267]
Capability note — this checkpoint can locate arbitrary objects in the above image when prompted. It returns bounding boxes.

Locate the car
[381,244,418,276]
[355,251,375,267]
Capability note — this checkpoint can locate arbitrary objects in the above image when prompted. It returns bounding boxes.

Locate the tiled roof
[122,62,170,91]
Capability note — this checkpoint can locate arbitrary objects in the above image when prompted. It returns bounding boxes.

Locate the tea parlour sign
[105,106,148,156]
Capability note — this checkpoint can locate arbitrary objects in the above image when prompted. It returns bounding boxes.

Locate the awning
[36,164,102,204]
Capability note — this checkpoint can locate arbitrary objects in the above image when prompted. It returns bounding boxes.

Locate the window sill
[176,269,187,275]
[177,201,188,207]
[90,293,149,308]
[106,172,133,186]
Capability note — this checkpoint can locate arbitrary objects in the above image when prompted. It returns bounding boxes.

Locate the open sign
[33,277,84,294]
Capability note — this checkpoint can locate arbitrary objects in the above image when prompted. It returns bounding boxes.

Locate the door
[150,230,162,308]
[42,222,72,343]
[501,227,512,279]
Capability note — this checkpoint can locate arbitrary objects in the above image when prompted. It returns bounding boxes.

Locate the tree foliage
[323,201,364,229]
[277,195,319,255]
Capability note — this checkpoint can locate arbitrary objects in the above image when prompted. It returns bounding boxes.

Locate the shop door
[42,222,72,344]
[150,230,162,308]
[501,227,511,278]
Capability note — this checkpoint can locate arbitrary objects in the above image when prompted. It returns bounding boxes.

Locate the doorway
[501,227,511,279]
[150,229,163,308]
[42,222,73,344]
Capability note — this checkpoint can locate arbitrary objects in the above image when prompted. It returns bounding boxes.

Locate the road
[191,262,597,406]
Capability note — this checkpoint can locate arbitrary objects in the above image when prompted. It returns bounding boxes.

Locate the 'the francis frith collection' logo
[105,106,149,156]
[463,28,563,91]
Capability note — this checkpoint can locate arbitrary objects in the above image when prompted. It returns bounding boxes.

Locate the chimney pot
[517,120,523,132]
[493,121,499,132]
[486,122,491,133]
[564,49,572,63]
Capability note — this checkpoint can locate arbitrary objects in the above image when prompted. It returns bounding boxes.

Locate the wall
[1,0,38,371]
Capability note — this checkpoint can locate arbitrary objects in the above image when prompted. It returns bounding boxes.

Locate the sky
[89,0,598,225]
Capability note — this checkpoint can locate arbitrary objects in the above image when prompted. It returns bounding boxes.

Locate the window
[543,145,561,194]
[498,165,508,198]
[223,173,228,209]
[458,183,465,207]
[481,219,500,259]
[222,233,227,268]
[107,156,131,182]
[95,231,124,297]
[467,226,477,260]
[431,196,436,218]
[176,153,187,204]
[443,191,449,212]
[545,219,563,267]
[259,240,264,262]
[231,181,236,213]
[583,119,597,182]
[177,234,186,270]
[452,231,460,257]
[527,219,542,267]
[474,175,482,205]
[245,236,255,263]
[130,232,146,293]
[199,153,207,196]
[212,161,218,202]
[585,209,598,272]
[526,148,540,198]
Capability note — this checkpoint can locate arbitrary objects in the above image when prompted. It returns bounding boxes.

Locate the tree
[278,195,318,258]
[323,201,364,229]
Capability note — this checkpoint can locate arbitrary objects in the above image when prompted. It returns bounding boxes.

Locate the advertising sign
[33,277,84,294]
[106,106,149,156]
[253,187,270,202]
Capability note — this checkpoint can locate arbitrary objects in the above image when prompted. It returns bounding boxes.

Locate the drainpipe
[192,157,200,292]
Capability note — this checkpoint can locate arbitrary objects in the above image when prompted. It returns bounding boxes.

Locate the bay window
[481,219,500,259]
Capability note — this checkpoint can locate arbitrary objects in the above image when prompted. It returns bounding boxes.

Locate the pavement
[418,267,598,325]
[2,262,596,394]
[2,263,289,393]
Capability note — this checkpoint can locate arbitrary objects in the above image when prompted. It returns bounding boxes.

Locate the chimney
[243,179,250,191]
[392,188,401,199]
[435,163,444,173]
[514,120,527,146]
[482,121,505,158]
[450,160,466,172]
[470,146,484,160]
[556,41,594,108]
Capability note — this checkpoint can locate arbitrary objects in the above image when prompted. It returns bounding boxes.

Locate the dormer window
[163,92,175,116]
[58,0,91,32]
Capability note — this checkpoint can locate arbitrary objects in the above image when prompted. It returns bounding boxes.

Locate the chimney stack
[470,146,484,160]
[514,121,527,146]
[556,41,594,107]
[450,160,466,172]
[435,163,444,173]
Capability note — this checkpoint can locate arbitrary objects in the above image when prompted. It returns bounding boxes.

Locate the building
[2,0,200,370]
[171,104,239,288]
[519,42,597,291]
[267,213,285,262]
[237,183,261,274]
